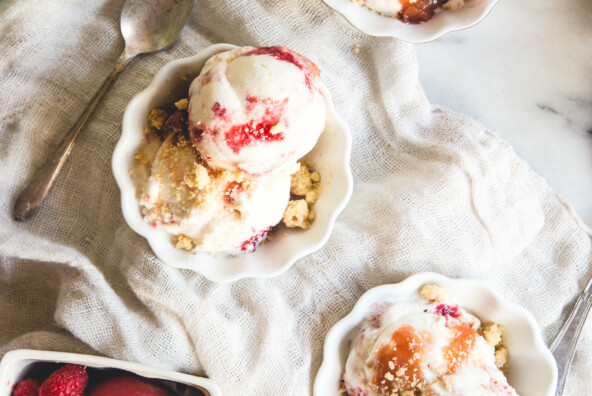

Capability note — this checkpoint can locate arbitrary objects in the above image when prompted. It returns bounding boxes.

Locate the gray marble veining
[416,0,592,226]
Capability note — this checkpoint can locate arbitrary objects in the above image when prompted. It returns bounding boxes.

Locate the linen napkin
[1,0,591,394]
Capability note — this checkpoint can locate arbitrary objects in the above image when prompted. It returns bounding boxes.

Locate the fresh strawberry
[11,378,39,396]
[38,364,88,396]
[87,375,175,396]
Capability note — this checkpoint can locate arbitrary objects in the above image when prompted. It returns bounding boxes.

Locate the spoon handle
[550,282,592,396]
[13,52,129,221]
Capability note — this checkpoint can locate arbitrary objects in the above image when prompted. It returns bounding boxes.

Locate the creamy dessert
[133,46,324,254]
[187,46,326,176]
[352,0,468,24]
[343,284,517,396]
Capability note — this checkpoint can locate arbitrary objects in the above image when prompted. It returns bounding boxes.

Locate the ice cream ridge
[139,46,325,254]
[343,285,518,396]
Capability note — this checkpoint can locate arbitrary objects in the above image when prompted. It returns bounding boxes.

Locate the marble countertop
[416,0,592,227]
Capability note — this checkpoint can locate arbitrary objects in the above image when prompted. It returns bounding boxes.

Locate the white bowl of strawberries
[0,349,220,396]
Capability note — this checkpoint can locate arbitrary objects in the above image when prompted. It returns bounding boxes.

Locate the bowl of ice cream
[113,43,353,282]
[323,0,502,42]
[0,349,221,396]
[314,272,557,396]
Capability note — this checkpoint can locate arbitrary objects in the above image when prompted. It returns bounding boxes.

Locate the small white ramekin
[323,0,502,42]
[0,349,221,396]
[112,44,353,283]
[314,272,557,396]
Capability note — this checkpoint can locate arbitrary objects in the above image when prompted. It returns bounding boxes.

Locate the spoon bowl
[121,0,194,59]
[13,0,194,221]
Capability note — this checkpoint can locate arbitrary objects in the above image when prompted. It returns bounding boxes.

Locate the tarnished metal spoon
[13,0,194,221]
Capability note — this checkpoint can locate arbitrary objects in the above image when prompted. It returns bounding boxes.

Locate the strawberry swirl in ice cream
[187,46,326,176]
[133,46,324,254]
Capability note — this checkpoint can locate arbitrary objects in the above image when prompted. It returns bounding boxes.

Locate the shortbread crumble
[282,163,320,229]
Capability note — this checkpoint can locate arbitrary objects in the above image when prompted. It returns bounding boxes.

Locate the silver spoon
[550,275,592,395]
[13,0,194,221]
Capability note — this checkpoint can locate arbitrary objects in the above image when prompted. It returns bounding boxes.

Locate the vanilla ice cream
[343,293,518,395]
[140,131,290,254]
[354,0,467,23]
[361,0,402,17]
[187,46,326,176]
[135,46,325,254]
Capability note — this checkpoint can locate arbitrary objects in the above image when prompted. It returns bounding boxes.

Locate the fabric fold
[1,0,591,395]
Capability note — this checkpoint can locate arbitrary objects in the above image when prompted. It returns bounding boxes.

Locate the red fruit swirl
[434,303,460,319]
[240,227,271,252]
[398,0,447,24]
[211,102,227,119]
[245,46,320,90]
[221,96,287,153]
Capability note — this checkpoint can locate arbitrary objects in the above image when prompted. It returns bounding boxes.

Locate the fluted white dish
[323,0,502,42]
[314,272,557,396]
[113,43,353,283]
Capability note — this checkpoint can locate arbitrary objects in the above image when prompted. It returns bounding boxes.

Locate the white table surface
[416,0,592,227]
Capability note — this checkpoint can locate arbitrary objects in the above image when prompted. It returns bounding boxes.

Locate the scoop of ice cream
[187,46,326,176]
[140,132,290,253]
[359,0,467,23]
[343,299,518,396]
[362,0,403,16]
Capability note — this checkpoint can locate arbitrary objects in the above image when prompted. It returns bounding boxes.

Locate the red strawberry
[38,364,88,396]
[11,378,39,396]
[87,375,175,396]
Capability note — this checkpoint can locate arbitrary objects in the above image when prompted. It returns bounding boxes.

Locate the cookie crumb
[483,323,504,346]
[291,163,313,195]
[134,150,150,165]
[148,108,168,130]
[175,98,189,110]
[283,199,311,229]
[305,190,318,204]
[175,234,195,250]
[495,347,508,368]
[419,284,447,301]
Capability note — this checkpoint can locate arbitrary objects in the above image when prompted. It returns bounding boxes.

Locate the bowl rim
[112,43,353,283]
[313,272,558,396]
[0,349,221,396]
[322,0,503,43]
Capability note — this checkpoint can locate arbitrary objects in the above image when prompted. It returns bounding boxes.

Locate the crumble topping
[148,108,168,130]
[291,162,316,195]
[283,162,320,229]
[419,284,447,301]
[442,0,467,10]
[175,234,195,250]
[283,199,312,229]
[482,323,503,346]
[175,98,189,110]
[137,98,322,252]
[134,151,150,166]
[495,346,509,368]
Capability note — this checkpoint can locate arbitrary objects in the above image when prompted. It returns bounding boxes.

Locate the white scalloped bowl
[323,0,502,42]
[112,43,353,283]
[0,349,221,396]
[314,272,557,396]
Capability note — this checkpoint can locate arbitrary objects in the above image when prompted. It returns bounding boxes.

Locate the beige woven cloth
[1,0,591,394]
